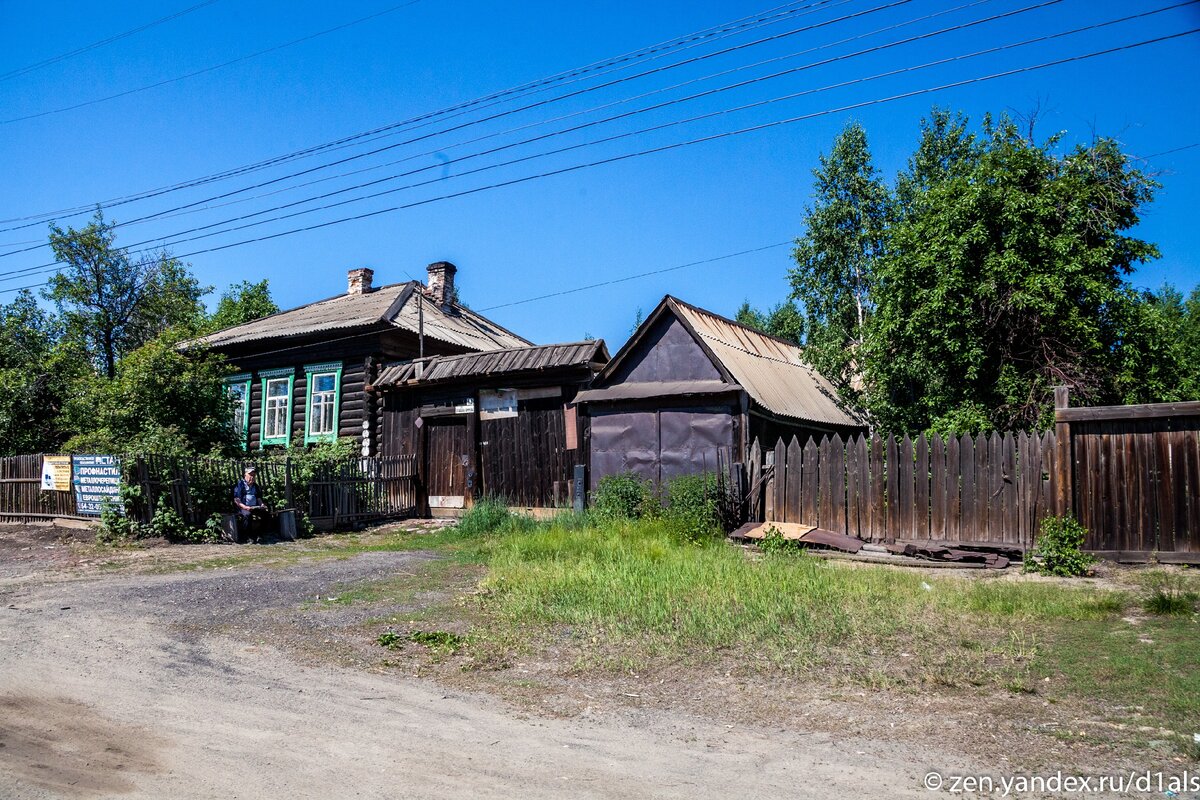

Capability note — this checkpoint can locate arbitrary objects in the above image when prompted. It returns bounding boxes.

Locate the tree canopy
[46,211,208,378]
[207,279,279,332]
[783,110,1198,433]
[0,215,280,456]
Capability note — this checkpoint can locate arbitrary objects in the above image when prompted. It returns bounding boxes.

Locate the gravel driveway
[0,537,954,799]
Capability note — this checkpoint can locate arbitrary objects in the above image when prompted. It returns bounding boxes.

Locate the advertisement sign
[479,389,518,420]
[72,455,122,516]
[40,456,72,491]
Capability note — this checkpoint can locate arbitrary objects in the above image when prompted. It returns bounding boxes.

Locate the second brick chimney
[426,261,456,309]
[347,267,374,295]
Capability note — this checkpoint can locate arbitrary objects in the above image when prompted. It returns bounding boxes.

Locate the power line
[92,27,1200,268]
[2,26,1193,293]
[73,0,1002,237]
[112,0,1000,231]
[477,243,795,312]
[51,0,919,239]
[0,1,424,125]
[0,0,1159,267]
[1137,142,1200,159]
[0,0,831,227]
[0,0,222,82]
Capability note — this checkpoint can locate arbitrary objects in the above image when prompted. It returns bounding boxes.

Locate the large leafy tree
[866,114,1163,432]
[61,329,237,456]
[788,121,890,396]
[46,211,208,378]
[207,279,278,332]
[0,290,90,455]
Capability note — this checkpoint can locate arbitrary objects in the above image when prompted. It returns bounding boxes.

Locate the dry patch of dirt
[0,695,163,797]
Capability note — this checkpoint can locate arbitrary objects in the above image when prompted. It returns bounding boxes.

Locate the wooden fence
[1057,398,1200,562]
[0,453,419,529]
[754,431,1055,551]
[0,454,83,522]
[752,393,1200,562]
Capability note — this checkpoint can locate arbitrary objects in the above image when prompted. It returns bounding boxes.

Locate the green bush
[592,473,656,522]
[759,524,804,557]
[97,498,140,545]
[663,473,723,544]
[1025,516,1096,577]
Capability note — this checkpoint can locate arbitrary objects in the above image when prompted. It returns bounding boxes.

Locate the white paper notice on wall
[479,388,518,420]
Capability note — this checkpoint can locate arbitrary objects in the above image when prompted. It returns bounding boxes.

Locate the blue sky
[1,0,1197,349]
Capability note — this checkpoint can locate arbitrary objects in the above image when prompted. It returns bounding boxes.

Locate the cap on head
[244,466,256,475]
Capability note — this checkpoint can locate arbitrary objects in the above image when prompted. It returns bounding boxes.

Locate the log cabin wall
[217,328,478,454]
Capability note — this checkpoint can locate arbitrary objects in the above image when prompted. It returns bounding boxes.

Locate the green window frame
[304,362,343,444]
[224,373,251,450]
[259,368,295,447]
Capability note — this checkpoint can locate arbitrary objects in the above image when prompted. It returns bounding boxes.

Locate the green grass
[473,516,1118,670]
[1036,615,1200,753]
[425,501,1198,755]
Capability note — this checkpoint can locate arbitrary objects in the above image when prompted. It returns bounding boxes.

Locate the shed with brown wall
[372,340,609,514]
[576,296,865,490]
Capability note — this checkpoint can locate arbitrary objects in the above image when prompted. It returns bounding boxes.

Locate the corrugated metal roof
[375,340,608,388]
[574,380,740,403]
[191,281,531,352]
[672,299,864,428]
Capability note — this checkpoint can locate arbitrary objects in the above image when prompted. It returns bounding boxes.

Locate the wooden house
[370,340,609,514]
[575,295,865,490]
[190,262,531,455]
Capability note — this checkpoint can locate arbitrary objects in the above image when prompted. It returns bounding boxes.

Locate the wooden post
[1053,386,1073,517]
[284,456,294,510]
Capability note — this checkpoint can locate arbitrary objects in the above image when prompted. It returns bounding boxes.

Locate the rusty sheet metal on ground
[885,543,1010,570]
[732,522,863,554]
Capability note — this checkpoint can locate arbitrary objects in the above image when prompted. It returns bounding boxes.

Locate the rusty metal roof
[670,299,864,428]
[191,281,531,352]
[374,340,609,388]
[574,380,740,403]
[582,296,864,428]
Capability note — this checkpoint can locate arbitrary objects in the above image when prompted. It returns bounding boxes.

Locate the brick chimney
[347,267,374,295]
[426,261,456,309]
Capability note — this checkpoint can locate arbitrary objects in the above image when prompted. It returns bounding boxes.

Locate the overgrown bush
[1024,516,1096,577]
[662,473,723,544]
[97,498,141,545]
[592,473,656,522]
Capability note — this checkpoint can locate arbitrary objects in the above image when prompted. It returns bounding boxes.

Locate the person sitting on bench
[233,466,270,537]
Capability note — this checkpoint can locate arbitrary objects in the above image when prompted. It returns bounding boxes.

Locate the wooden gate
[424,417,470,509]
[1058,401,1200,562]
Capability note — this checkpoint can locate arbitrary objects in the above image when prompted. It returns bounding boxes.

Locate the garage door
[590,406,733,489]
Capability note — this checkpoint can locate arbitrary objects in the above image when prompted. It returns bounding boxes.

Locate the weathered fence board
[749,399,1196,561]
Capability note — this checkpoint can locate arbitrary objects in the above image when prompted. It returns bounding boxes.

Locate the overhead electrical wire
[0,0,425,126]
[0,0,839,227]
[122,0,1002,229]
[25,0,922,239]
[476,242,797,312]
[1,23,1194,298]
[0,0,223,82]
[0,0,1177,272]
[64,0,1002,237]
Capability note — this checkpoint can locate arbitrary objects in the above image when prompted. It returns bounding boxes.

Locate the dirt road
[0,542,961,800]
